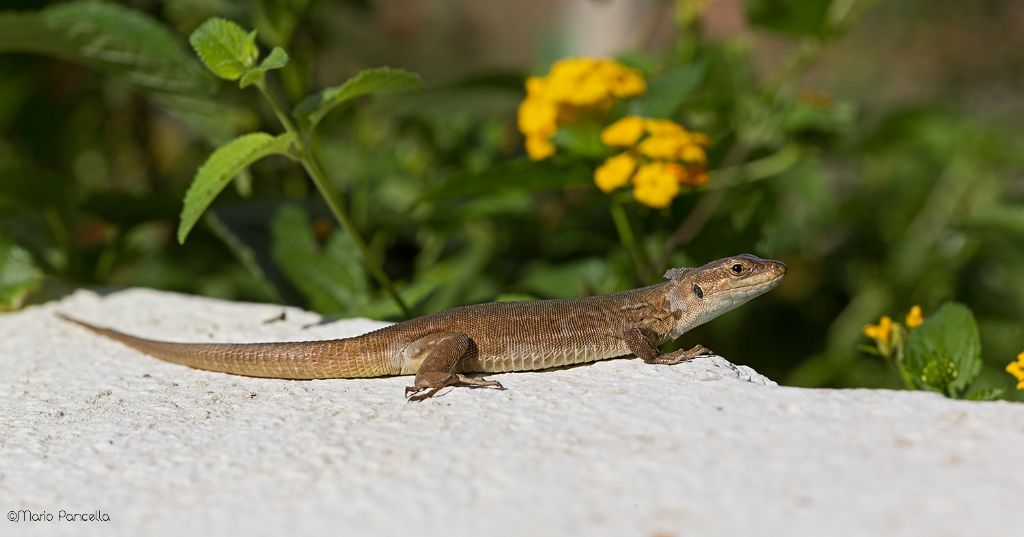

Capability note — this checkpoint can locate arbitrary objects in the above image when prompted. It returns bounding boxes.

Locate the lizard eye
[692,284,704,299]
[731,263,744,274]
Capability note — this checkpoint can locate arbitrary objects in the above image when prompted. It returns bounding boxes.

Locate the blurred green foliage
[0,0,1021,397]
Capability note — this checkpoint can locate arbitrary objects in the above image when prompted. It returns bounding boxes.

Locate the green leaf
[744,0,834,37]
[495,293,537,302]
[960,205,1024,237]
[553,123,609,158]
[270,205,369,315]
[519,258,616,298]
[967,388,1004,401]
[178,132,295,243]
[259,46,289,70]
[0,3,232,144]
[630,64,706,119]
[906,303,982,398]
[294,67,424,128]
[188,18,259,80]
[0,236,43,311]
[0,3,212,94]
[239,46,289,88]
[203,212,284,303]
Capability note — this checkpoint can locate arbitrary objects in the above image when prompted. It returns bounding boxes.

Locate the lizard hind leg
[403,332,504,402]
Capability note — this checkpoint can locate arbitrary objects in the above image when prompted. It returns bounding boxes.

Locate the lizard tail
[56,313,391,379]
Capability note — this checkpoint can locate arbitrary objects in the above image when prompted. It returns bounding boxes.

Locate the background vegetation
[1,0,1021,397]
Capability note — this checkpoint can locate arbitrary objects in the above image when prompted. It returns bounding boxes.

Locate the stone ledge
[1,288,1019,536]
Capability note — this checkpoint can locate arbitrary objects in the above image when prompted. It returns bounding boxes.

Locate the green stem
[895,364,915,391]
[892,326,916,390]
[256,80,298,137]
[609,198,651,281]
[255,80,412,318]
[302,156,411,316]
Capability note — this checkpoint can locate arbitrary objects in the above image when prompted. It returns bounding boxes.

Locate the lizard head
[664,253,787,333]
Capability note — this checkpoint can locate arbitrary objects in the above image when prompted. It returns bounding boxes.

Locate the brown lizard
[59,254,786,401]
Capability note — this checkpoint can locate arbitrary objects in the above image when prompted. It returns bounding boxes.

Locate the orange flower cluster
[517,58,646,160]
[595,116,709,208]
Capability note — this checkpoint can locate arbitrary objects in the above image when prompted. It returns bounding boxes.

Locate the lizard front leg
[403,332,504,402]
[623,327,714,365]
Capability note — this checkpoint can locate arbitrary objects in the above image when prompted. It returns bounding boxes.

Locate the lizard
[59,253,786,401]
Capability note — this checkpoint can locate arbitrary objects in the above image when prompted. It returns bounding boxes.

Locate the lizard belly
[462,339,630,373]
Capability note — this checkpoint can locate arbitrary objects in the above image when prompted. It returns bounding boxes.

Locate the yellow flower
[638,135,686,160]
[601,116,646,147]
[525,136,555,160]
[679,144,707,164]
[594,152,637,193]
[666,162,687,183]
[541,58,646,107]
[565,75,609,106]
[525,76,548,98]
[517,97,557,138]
[863,315,892,343]
[518,58,649,160]
[611,69,646,98]
[689,132,710,147]
[595,59,646,98]
[546,58,602,105]
[548,58,594,82]
[645,119,688,137]
[1006,352,1024,390]
[632,162,680,208]
[598,115,711,198]
[905,305,924,329]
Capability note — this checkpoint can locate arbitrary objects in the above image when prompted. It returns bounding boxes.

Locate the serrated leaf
[906,303,982,398]
[178,132,295,243]
[189,18,259,80]
[259,47,289,70]
[239,46,289,88]
[294,67,423,128]
[0,236,43,311]
[270,204,369,315]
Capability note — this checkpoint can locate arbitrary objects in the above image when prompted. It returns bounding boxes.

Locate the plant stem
[892,326,916,390]
[302,156,411,316]
[255,80,412,317]
[895,364,915,391]
[609,198,651,281]
[256,80,299,136]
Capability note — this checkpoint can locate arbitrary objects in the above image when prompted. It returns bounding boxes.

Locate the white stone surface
[1,288,1020,537]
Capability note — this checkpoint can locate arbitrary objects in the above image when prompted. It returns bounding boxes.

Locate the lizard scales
[61,254,787,400]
